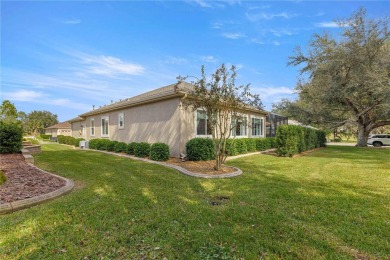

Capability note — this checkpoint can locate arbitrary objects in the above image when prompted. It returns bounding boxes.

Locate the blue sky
[1,1,388,122]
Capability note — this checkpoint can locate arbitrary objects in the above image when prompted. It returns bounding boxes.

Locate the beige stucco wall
[70,97,268,157]
[71,121,85,138]
[45,128,72,137]
[179,107,267,154]
[81,98,183,157]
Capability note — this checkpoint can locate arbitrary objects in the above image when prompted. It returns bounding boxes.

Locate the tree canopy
[277,8,390,146]
[26,110,59,134]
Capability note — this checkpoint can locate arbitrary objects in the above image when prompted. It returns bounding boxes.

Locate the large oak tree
[285,8,390,146]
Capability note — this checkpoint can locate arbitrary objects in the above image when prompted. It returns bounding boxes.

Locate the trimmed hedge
[186,138,215,161]
[276,125,326,157]
[134,142,151,158]
[186,137,278,161]
[88,139,111,150]
[40,134,52,140]
[58,135,85,147]
[127,142,137,155]
[0,122,23,154]
[150,143,170,161]
[114,142,128,153]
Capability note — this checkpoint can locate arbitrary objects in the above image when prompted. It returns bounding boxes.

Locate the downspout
[179,92,188,158]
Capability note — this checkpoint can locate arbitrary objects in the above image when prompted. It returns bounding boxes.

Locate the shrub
[186,138,215,161]
[114,142,128,153]
[150,143,170,161]
[225,139,237,156]
[255,138,271,151]
[316,130,327,147]
[89,139,99,149]
[235,139,247,154]
[245,138,257,153]
[127,142,137,155]
[40,134,51,140]
[276,125,299,157]
[0,170,6,185]
[305,128,317,150]
[106,141,118,152]
[297,127,306,153]
[268,137,277,148]
[74,138,85,147]
[134,142,151,158]
[0,122,23,153]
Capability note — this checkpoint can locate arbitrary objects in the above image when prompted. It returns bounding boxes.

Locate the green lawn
[1,144,389,259]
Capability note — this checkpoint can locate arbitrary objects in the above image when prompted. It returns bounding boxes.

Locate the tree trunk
[356,123,370,147]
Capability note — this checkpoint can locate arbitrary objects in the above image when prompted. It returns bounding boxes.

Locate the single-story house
[44,122,72,137]
[69,82,268,157]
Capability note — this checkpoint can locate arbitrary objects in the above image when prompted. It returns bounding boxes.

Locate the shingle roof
[79,82,193,117]
[45,122,71,129]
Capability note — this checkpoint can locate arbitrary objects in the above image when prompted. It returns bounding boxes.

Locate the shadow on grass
[1,145,389,259]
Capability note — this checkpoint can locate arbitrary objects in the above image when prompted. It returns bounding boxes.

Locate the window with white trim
[118,112,124,129]
[196,110,212,136]
[90,118,95,136]
[231,116,247,137]
[252,117,263,136]
[101,116,109,137]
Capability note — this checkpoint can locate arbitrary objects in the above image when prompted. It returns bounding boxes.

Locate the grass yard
[1,144,389,259]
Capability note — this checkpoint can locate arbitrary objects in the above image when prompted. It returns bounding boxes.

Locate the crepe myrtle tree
[177,64,262,170]
[285,8,390,146]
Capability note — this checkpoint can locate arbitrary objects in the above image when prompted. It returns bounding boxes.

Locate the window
[232,116,247,137]
[252,117,263,136]
[101,116,109,137]
[118,112,124,129]
[196,110,212,136]
[90,118,95,136]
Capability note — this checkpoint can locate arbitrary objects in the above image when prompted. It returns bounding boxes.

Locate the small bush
[114,142,128,153]
[268,137,277,148]
[186,138,215,161]
[150,143,170,161]
[0,122,23,153]
[88,139,111,150]
[235,139,248,154]
[134,142,151,158]
[40,134,51,140]
[276,125,299,157]
[127,142,137,155]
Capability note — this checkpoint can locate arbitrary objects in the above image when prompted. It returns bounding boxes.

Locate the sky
[1,1,388,122]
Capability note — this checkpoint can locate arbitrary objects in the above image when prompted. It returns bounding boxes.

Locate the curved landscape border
[0,164,74,215]
[90,150,243,179]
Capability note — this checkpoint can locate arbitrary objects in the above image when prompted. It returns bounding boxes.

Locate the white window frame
[231,115,248,138]
[118,112,125,130]
[101,116,109,137]
[195,109,213,137]
[251,117,263,137]
[90,118,95,136]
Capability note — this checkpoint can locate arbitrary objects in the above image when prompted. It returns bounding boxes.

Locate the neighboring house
[44,122,72,137]
[68,82,268,157]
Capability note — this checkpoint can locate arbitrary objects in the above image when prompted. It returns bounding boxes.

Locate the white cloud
[3,90,46,101]
[78,54,145,77]
[246,11,298,22]
[272,41,281,46]
[315,21,340,28]
[164,56,188,65]
[63,18,81,24]
[254,86,295,99]
[194,0,211,8]
[211,22,223,29]
[201,55,217,63]
[221,32,246,39]
[270,29,293,37]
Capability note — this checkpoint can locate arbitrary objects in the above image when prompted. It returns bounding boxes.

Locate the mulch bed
[166,158,236,175]
[0,153,66,203]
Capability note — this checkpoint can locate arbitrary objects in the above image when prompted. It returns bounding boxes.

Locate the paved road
[327,142,390,148]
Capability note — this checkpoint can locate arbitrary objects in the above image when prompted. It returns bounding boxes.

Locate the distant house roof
[288,119,317,129]
[45,122,71,130]
[73,81,268,119]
